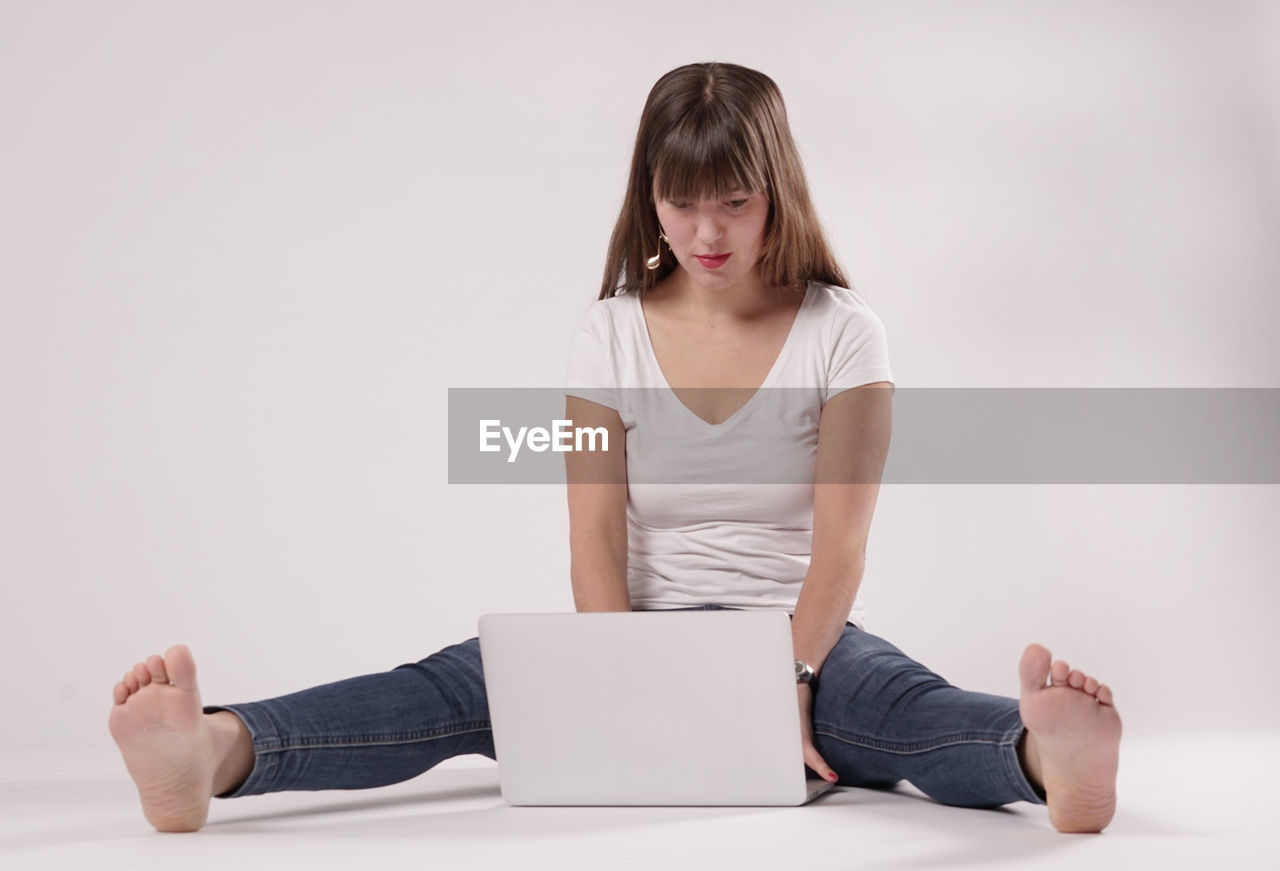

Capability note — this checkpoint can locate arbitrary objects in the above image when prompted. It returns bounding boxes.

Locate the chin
[685,266,741,286]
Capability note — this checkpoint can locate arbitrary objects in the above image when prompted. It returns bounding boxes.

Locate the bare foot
[107,644,218,832]
[1018,644,1122,833]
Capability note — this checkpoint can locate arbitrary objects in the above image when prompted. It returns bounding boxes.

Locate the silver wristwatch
[794,659,817,689]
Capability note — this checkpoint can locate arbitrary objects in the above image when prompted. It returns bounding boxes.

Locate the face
[652,182,770,292]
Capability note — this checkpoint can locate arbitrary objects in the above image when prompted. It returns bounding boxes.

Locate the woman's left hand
[797,685,838,783]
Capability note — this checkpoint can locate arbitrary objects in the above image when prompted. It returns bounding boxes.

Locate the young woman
[109,62,1122,835]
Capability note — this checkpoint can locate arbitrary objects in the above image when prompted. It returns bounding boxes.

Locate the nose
[695,212,724,246]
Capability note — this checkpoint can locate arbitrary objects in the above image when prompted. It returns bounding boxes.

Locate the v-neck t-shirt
[564,281,894,624]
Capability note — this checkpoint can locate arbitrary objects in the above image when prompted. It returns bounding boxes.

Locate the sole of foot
[107,644,215,833]
[1019,643,1122,834]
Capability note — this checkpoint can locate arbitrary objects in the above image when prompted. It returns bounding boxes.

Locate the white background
[2,0,1277,752]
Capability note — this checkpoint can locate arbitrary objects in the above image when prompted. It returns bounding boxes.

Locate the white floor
[2,734,1276,870]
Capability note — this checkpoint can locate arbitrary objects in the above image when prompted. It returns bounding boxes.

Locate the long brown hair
[598,62,847,299]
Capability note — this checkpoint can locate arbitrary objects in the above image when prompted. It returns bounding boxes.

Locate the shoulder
[803,282,895,395]
[564,290,659,400]
[798,282,890,353]
[564,291,642,388]
[571,291,638,338]
[805,281,886,328]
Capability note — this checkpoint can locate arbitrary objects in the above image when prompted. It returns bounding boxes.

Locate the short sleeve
[824,293,895,402]
[564,303,619,411]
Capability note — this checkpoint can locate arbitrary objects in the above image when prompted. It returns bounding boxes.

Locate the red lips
[694,253,731,269]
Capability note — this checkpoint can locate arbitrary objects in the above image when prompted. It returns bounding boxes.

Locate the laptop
[477,610,836,806]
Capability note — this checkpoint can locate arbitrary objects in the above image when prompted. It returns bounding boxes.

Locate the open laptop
[477,610,836,806]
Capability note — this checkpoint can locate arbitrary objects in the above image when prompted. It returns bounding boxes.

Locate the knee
[394,637,488,702]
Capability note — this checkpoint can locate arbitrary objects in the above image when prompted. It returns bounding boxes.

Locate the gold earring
[645,232,669,271]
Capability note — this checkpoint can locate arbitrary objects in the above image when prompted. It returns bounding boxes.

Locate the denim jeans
[205,605,1045,807]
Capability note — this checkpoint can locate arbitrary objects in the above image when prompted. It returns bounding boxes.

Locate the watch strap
[794,658,818,689]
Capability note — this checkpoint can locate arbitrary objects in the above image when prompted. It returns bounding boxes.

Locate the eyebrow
[667,191,752,201]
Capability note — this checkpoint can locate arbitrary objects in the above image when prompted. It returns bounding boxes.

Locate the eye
[671,202,692,210]
[726,199,749,209]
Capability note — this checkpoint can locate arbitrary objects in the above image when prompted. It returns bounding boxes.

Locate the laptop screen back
[478,610,816,806]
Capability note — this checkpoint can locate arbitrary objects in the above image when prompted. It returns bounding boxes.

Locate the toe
[1050,660,1069,687]
[164,644,198,693]
[113,681,128,704]
[123,671,139,693]
[146,654,170,687]
[133,662,152,687]
[1068,669,1085,689]
[1097,684,1115,706]
[1083,675,1100,696]
[1018,644,1051,693]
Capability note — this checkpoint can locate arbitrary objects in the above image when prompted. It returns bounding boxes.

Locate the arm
[791,381,894,674]
[564,395,630,613]
[790,382,893,780]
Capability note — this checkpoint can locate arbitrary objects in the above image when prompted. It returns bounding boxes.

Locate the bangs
[650,108,768,203]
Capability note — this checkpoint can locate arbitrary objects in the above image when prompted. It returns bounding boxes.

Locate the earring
[645,232,669,271]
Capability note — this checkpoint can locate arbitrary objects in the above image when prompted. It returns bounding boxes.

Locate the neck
[661,268,789,320]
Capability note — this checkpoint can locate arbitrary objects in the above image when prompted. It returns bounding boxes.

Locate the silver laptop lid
[478,610,832,806]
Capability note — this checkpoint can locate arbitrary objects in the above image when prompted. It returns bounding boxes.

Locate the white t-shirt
[564,281,894,625]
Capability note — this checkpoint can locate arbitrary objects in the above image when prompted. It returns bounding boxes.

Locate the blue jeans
[205,605,1046,808]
